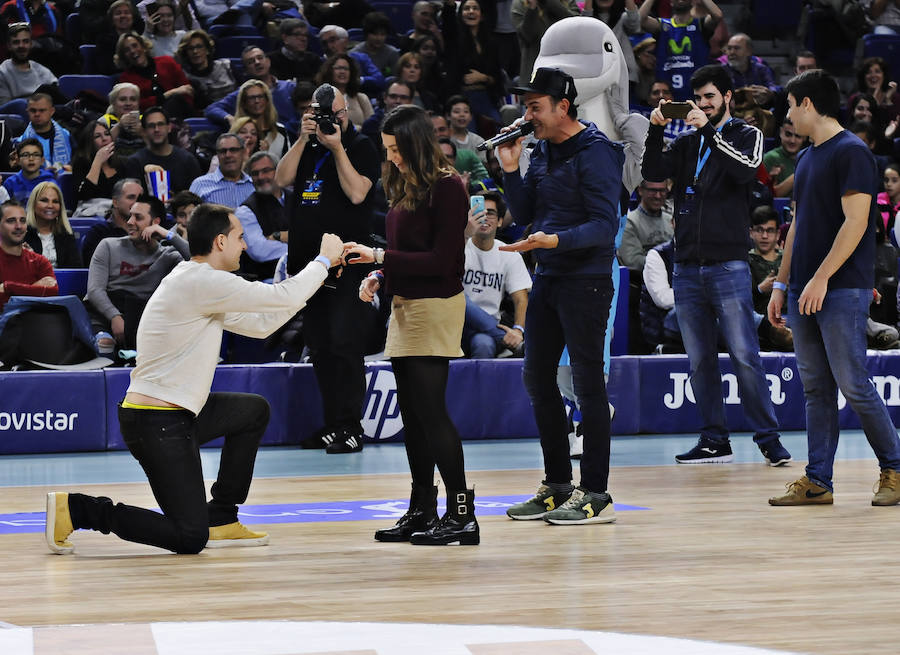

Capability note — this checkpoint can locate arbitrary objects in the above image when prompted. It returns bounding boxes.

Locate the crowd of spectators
[3,0,900,370]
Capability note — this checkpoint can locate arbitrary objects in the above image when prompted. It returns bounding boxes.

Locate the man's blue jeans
[522,275,613,494]
[673,261,780,445]
[462,295,506,358]
[788,287,900,491]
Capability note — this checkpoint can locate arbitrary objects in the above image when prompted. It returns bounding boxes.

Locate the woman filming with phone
[342,104,479,546]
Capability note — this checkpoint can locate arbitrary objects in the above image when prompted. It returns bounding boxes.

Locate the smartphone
[470,195,486,225]
[660,102,691,120]
[146,2,160,14]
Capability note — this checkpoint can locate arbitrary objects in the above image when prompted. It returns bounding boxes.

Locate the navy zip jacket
[641,118,763,264]
[503,121,624,277]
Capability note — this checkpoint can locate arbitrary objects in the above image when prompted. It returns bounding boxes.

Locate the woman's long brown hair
[381,104,457,211]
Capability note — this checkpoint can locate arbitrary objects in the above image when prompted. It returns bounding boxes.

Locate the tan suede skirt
[384,292,465,358]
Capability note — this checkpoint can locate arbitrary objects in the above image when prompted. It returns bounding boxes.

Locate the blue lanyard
[694,119,732,181]
[312,151,331,179]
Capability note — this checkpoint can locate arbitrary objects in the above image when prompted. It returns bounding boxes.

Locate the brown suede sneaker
[872,469,900,506]
[769,476,833,506]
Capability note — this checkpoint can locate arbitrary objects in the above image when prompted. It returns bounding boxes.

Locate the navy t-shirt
[790,130,877,291]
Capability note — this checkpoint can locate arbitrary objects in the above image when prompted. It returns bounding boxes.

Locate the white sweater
[127,259,328,414]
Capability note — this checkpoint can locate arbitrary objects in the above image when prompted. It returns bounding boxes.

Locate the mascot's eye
[604,42,614,53]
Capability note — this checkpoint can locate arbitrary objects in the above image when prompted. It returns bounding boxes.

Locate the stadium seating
[54,268,89,297]
[214,35,272,59]
[79,45,99,74]
[58,75,116,101]
[863,34,900,78]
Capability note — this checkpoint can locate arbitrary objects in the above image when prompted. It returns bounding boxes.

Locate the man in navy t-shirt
[768,69,900,507]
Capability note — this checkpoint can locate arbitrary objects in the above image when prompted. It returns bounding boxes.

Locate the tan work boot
[769,476,833,506]
[872,469,900,506]
[46,492,75,554]
[206,522,269,548]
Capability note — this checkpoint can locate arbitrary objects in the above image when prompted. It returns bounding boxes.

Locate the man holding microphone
[497,67,624,525]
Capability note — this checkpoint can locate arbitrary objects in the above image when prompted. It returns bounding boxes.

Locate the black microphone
[476,122,534,151]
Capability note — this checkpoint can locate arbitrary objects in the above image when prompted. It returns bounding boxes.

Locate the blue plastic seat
[79,44,99,74]
[370,2,414,34]
[58,75,116,101]
[65,13,81,45]
[57,173,76,213]
[214,35,272,59]
[185,117,222,135]
[863,34,900,78]
[54,268,89,297]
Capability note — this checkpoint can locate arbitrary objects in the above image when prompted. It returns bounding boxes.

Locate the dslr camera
[311,84,338,135]
[312,102,337,135]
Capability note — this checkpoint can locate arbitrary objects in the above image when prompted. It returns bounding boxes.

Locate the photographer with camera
[275,83,380,454]
[642,64,792,466]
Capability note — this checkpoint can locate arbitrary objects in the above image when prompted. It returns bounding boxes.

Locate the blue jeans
[462,295,506,358]
[788,288,900,491]
[523,275,613,493]
[673,261,780,444]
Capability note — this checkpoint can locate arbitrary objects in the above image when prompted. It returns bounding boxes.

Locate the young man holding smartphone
[642,63,792,467]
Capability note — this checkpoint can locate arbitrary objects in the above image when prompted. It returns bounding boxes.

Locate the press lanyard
[311,151,331,180]
[694,119,732,181]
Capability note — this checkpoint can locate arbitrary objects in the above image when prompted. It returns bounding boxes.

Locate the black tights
[391,356,467,491]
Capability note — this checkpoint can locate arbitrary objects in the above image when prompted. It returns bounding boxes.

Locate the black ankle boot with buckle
[409,488,480,546]
[374,484,439,542]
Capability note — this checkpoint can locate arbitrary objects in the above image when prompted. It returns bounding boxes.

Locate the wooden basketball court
[0,439,896,654]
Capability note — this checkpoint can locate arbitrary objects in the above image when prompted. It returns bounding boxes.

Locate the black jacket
[642,118,762,264]
[25,227,82,268]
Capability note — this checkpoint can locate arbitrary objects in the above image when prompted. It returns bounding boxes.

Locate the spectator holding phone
[642,63,792,466]
[461,191,531,358]
[143,0,186,58]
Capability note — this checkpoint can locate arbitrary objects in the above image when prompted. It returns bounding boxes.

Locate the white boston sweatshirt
[127,259,328,414]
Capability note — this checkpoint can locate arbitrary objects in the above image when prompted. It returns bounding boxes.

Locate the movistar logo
[668,36,692,55]
[0,411,78,431]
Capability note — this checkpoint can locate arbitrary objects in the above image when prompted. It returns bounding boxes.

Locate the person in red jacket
[0,198,56,311]
[115,32,194,119]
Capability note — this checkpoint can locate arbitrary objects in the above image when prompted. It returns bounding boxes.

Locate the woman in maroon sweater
[116,32,194,119]
[344,104,478,546]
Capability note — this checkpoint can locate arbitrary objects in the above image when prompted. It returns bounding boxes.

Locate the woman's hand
[94,142,115,165]
[341,242,375,264]
[359,274,381,302]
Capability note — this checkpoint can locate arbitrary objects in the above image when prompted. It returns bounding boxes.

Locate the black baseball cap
[511,67,577,102]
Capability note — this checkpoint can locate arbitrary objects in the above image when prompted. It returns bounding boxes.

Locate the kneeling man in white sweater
[46,203,344,554]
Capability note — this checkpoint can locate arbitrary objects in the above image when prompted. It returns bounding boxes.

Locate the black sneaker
[759,439,792,467]
[326,427,364,454]
[675,438,733,464]
[299,427,338,450]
